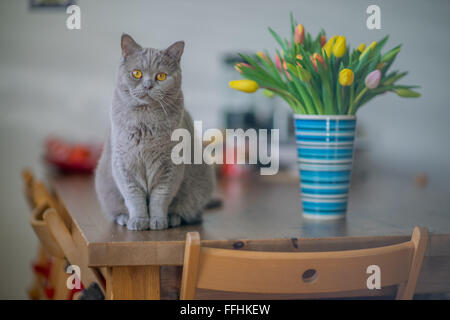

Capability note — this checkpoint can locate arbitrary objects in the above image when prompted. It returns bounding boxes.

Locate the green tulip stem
[348,87,368,115]
[348,84,354,114]
[262,86,307,114]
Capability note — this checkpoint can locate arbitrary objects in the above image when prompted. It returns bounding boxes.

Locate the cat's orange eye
[156,72,167,81]
[132,70,142,79]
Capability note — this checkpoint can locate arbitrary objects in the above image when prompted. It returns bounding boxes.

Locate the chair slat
[181,227,428,299]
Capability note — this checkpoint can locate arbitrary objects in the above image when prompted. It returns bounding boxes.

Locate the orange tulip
[283,60,292,80]
[234,63,253,74]
[294,24,305,44]
[256,51,270,64]
[311,53,326,72]
[296,54,303,67]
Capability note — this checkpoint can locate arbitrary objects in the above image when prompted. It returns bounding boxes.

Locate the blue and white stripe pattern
[294,115,356,220]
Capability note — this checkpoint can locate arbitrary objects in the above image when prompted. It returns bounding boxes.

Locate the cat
[95,34,215,231]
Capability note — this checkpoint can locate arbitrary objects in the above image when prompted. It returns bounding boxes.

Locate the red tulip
[283,60,292,80]
[320,35,327,47]
[275,54,282,72]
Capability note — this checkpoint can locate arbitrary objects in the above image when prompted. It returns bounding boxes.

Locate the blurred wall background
[0,0,449,298]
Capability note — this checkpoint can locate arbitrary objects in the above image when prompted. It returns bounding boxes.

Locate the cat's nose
[143,80,153,90]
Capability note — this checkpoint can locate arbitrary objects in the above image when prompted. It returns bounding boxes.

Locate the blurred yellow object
[339,68,354,86]
[359,41,377,61]
[357,43,366,52]
[332,36,346,58]
[322,35,337,57]
[229,80,259,93]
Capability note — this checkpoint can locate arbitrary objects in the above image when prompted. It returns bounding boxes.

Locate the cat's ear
[165,41,185,62]
[121,34,142,58]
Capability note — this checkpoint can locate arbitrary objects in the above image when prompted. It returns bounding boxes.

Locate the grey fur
[95,34,215,230]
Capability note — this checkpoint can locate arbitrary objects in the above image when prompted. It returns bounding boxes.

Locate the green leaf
[355,47,371,74]
[381,44,402,63]
[290,75,316,114]
[395,88,421,98]
[268,27,287,52]
[383,71,408,86]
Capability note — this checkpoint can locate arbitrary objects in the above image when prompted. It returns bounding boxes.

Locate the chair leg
[28,246,48,300]
[106,266,161,300]
[50,257,71,300]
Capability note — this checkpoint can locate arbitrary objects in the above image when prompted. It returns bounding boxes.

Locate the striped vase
[294,115,356,220]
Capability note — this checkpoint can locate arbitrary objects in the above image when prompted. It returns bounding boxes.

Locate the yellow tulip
[359,41,377,61]
[339,68,354,86]
[229,80,259,93]
[332,36,346,58]
[322,35,337,57]
[357,43,366,52]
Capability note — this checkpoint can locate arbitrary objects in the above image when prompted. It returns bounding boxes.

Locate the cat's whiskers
[155,96,172,132]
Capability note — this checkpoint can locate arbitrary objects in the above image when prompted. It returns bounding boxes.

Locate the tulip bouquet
[229,14,420,115]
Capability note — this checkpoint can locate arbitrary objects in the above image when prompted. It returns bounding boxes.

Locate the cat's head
[117,34,184,106]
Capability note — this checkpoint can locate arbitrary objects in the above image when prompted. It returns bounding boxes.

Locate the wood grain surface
[47,167,450,295]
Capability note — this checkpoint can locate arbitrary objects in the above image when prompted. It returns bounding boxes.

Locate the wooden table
[48,166,450,299]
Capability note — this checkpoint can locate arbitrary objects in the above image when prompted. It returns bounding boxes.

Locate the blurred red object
[220,146,251,178]
[44,136,102,173]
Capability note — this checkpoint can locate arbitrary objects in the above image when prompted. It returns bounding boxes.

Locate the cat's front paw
[150,216,169,230]
[127,217,150,230]
[115,214,129,226]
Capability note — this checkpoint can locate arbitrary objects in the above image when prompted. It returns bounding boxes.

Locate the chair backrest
[22,169,35,209]
[21,170,105,296]
[22,170,65,258]
[180,227,428,300]
[22,169,73,230]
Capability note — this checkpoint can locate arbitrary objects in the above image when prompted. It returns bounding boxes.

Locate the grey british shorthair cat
[95,34,215,231]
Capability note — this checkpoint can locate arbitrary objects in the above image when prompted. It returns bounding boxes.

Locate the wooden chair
[22,169,105,299]
[23,169,69,299]
[180,227,428,300]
